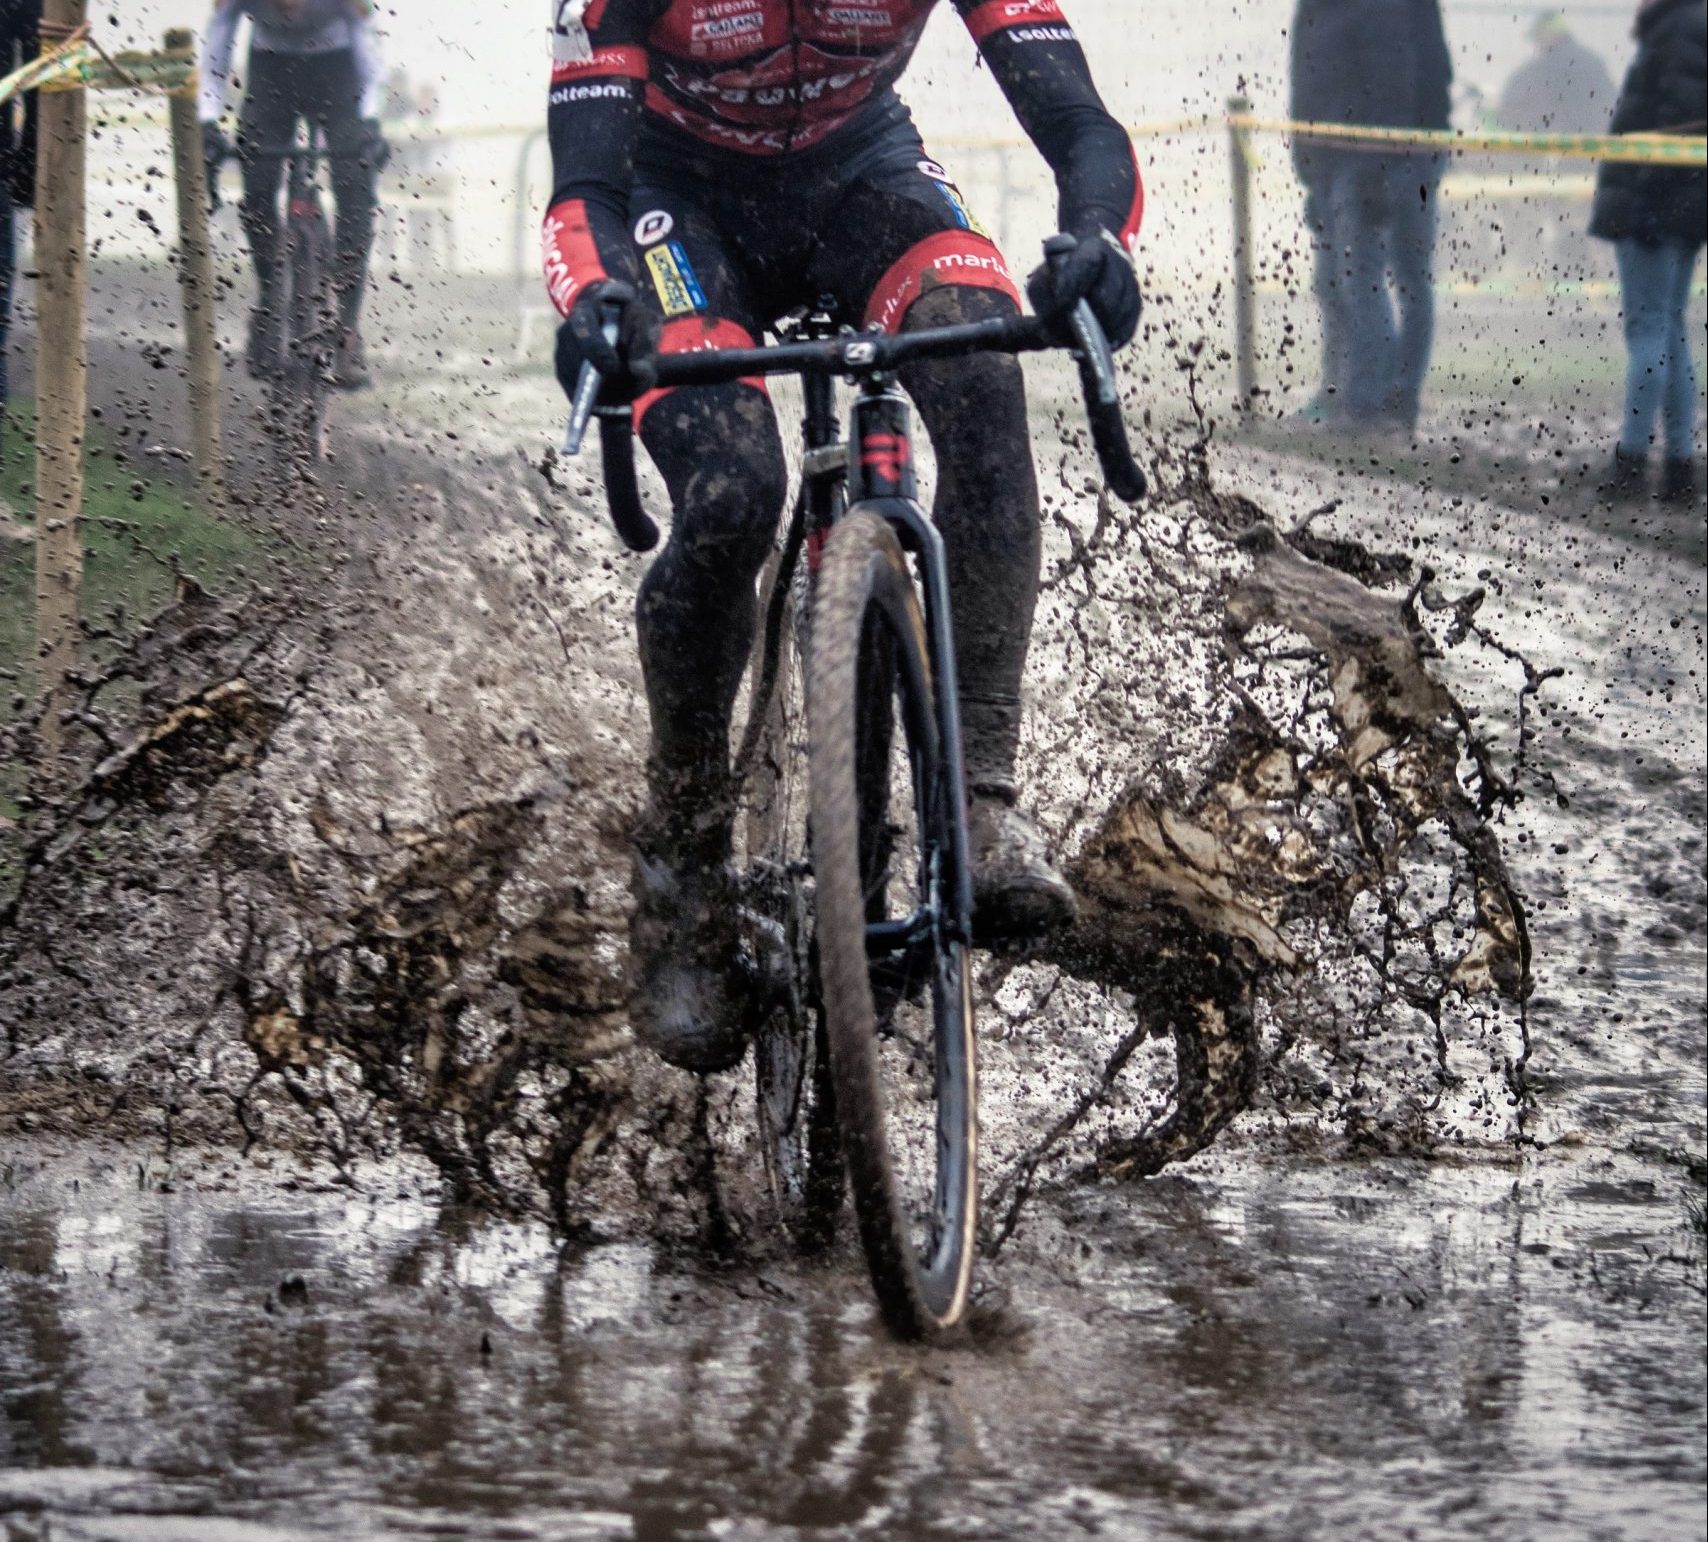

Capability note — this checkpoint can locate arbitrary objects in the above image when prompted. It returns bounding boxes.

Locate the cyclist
[199,0,387,389]
[545,0,1143,1073]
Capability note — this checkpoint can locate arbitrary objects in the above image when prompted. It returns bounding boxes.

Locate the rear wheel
[268,210,332,470]
[808,510,977,1339]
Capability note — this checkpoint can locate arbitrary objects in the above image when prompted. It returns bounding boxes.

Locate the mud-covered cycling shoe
[245,303,281,379]
[331,326,372,391]
[967,790,1079,943]
[628,848,754,1074]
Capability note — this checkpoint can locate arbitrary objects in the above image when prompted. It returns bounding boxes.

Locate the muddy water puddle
[5,274,1705,1541]
[1,1141,1702,1542]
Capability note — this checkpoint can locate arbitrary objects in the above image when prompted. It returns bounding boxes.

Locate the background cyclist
[199,0,387,389]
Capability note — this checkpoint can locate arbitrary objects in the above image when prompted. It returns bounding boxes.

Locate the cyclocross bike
[566,235,1147,1339]
[214,129,347,467]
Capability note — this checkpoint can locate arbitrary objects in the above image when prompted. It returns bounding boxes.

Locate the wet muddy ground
[1,1136,1702,1541]
[3,264,1705,1539]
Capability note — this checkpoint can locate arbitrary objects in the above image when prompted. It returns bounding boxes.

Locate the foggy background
[61,0,1672,440]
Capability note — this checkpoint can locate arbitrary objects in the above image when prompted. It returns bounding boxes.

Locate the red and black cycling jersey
[543,0,1142,317]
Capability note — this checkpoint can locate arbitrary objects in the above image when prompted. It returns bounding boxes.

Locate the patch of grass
[2,400,255,668]
[1,399,258,820]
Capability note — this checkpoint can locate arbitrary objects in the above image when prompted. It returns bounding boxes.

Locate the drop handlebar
[564,236,1146,553]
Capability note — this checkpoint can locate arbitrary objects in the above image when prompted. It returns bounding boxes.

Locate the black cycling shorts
[625,113,1020,429]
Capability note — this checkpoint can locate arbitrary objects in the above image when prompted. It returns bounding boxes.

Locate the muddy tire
[266,212,332,472]
[747,551,843,1253]
[808,510,978,1340]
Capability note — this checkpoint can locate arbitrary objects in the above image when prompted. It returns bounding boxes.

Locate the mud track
[2,271,1533,1252]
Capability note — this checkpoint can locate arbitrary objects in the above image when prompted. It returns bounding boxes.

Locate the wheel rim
[853,590,976,1324]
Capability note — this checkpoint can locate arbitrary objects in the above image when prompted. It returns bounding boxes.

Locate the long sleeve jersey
[543,0,1143,317]
[199,0,383,122]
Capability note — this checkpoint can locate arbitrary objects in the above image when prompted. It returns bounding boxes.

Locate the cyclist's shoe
[331,327,372,392]
[967,790,1078,943]
[628,843,753,1074]
[245,304,281,380]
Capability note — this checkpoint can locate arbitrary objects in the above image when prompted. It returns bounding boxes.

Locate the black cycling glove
[554,279,661,403]
[200,121,229,207]
[1026,228,1142,351]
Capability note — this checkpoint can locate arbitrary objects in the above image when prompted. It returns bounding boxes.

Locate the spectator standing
[1496,11,1617,134]
[0,0,39,448]
[1590,0,1706,504]
[1291,0,1452,430]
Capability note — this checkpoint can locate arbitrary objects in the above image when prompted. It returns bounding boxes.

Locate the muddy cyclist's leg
[897,285,1074,937]
[895,284,1040,798]
[235,52,298,377]
[806,142,1076,934]
[625,377,786,1073]
[306,49,379,332]
[237,51,297,301]
[633,379,789,851]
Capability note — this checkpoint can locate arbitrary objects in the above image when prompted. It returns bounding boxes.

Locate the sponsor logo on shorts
[645,240,708,317]
[933,181,990,239]
[870,247,1014,332]
[634,209,674,246]
[917,158,951,183]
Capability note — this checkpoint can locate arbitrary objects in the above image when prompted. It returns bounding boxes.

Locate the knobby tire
[808,510,978,1339]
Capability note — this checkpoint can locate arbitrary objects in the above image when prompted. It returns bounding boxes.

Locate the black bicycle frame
[794,344,976,953]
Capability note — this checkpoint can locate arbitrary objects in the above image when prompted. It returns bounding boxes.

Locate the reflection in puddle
[2,1150,1701,1540]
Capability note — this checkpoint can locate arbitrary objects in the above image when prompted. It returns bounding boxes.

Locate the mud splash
[1,370,1536,1246]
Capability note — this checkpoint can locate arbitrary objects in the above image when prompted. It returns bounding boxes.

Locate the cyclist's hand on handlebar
[554,279,661,403]
[200,121,229,207]
[1026,229,1141,351]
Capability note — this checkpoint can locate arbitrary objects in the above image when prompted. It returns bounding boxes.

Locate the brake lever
[1065,297,1119,407]
[1041,234,1146,504]
[562,309,623,456]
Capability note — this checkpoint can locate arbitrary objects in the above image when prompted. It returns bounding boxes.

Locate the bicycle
[565,235,1147,1339]
[213,129,349,467]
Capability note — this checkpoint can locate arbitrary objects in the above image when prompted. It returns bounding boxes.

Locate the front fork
[808,376,973,949]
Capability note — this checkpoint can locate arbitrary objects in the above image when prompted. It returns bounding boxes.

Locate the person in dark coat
[1291,0,1453,429]
[0,0,40,436]
[1590,0,1706,503]
[1496,12,1618,134]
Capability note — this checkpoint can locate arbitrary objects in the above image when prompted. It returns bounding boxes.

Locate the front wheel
[808,510,977,1340]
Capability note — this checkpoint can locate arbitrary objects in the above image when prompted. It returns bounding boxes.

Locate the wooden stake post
[32,0,89,778]
[165,27,225,511]
[1227,95,1258,408]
